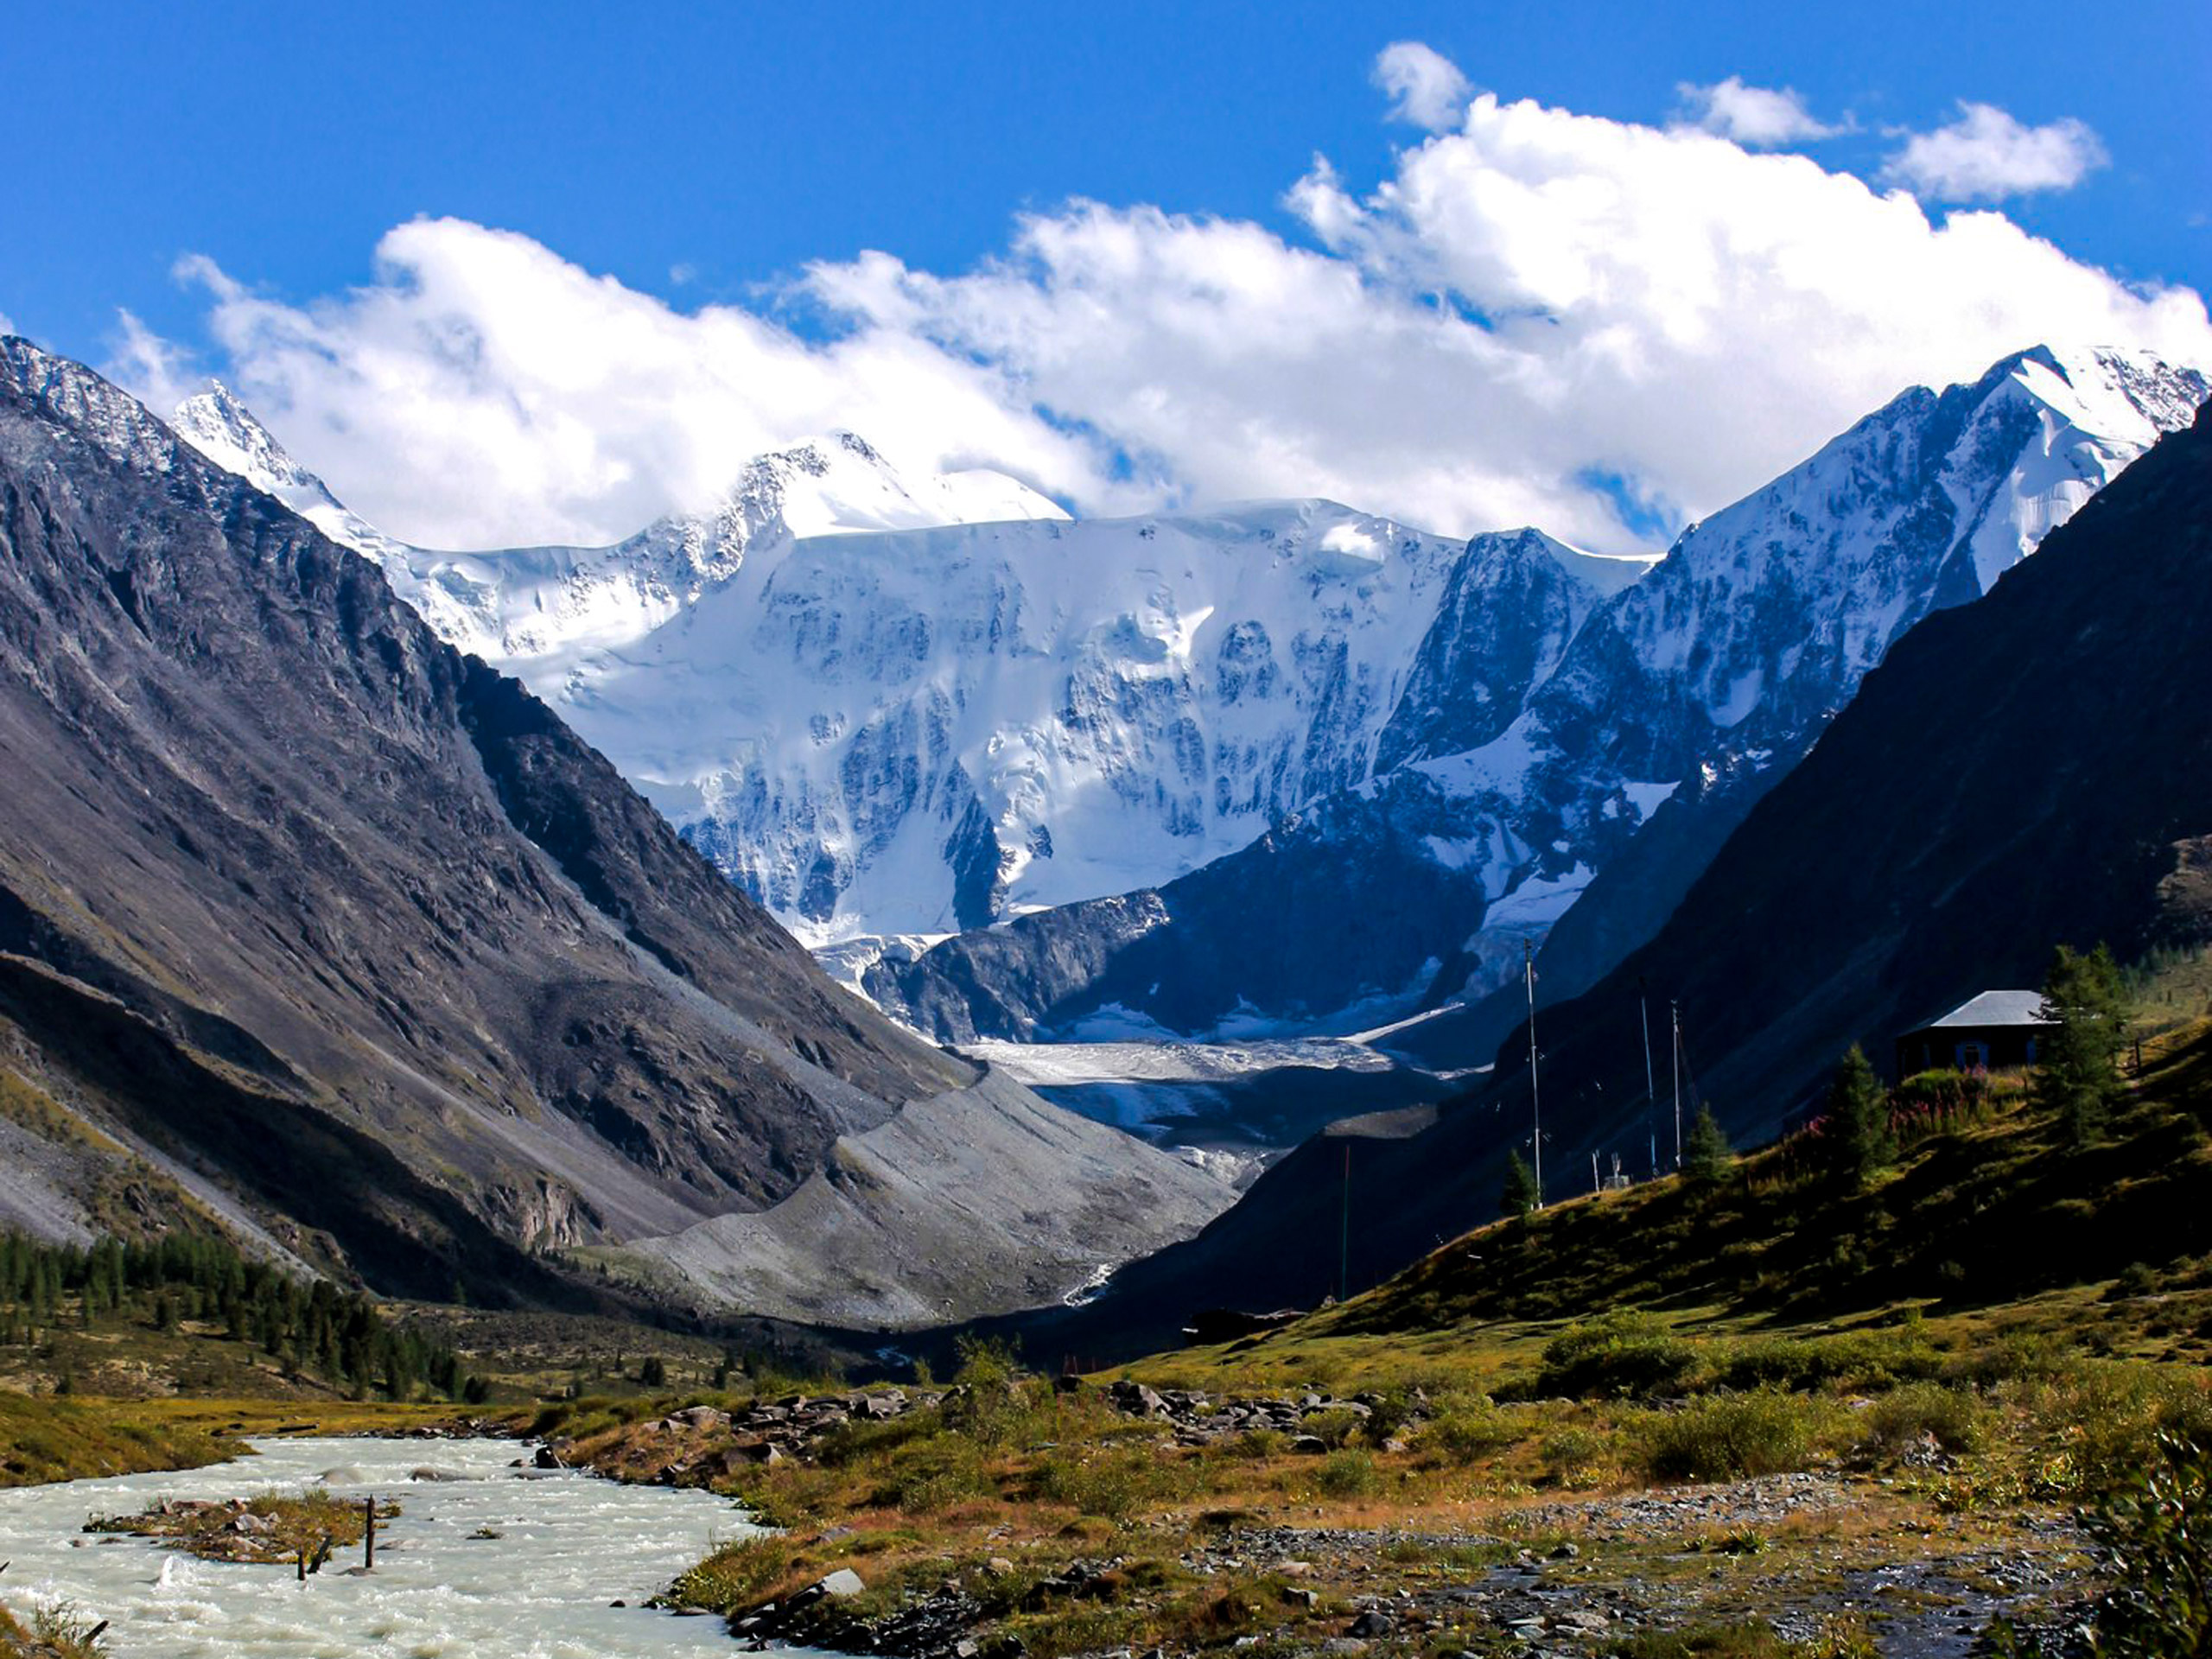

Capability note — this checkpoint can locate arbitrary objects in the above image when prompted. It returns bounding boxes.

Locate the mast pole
[1639,980,1658,1176]
[1525,938,1542,1210]
[1671,1001,1683,1169]
[1338,1143,1351,1302]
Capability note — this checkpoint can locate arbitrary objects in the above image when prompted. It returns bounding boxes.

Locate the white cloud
[143,224,1105,549]
[809,94,2208,549]
[1884,103,2108,202]
[110,310,196,414]
[118,90,2209,555]
[0,312,15,338]
[1373,41,1472,133]
[1675,77,1840,146]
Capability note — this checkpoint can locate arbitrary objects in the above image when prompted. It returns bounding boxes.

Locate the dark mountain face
[1507,397,2212,1147]
[0,341,1224,1313]
[866,775,1526,1043]
[990,401,2212,1362]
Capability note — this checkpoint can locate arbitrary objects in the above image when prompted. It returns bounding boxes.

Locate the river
[0,1434,785,1657]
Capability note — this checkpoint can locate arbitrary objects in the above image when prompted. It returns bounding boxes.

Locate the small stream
[0,1435,791,1658]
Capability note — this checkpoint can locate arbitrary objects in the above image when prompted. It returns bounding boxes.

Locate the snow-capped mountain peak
[172,382,334,505]
[736,430,1067,540]
[156,344,2205,1043]
[167,392,1072,664]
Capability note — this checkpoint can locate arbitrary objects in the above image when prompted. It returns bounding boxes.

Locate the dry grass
[0,1599,109,1659]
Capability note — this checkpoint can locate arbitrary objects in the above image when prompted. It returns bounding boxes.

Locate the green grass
[0,1392,467,1487]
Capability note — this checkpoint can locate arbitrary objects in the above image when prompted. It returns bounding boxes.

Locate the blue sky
[6,0,2208,549]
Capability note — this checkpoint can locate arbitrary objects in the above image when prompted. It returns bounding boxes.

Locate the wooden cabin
[1893,989,2056,1078]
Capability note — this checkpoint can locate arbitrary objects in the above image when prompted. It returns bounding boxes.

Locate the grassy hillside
[594,985,2212,1657]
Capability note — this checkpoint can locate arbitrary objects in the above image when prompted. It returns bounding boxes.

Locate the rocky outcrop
[0,339,1221,1314]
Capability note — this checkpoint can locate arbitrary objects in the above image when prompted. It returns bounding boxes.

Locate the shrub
[1033,1447,1192,1520]
[1313,1449,1379,1498]
[1419,1399,1523,1463]
[1947,1328,2072,1389]
[951,1333,1021,1388]
[667,1537,797,1611]
[1893,1067,1987,1122]
[1718,1332,1939,1394]
[1539,1426,1612,1488]
[1533,1311,1699,1400]
[1641,1391,1830,1483]
[1864,1382,1990,1455]
[1360,1384,1428,1443]
[2112,1262,2160,1299]
[868,1435,992,1514]
[2082,1433,2212,1656]
[1297,1408,1364,1449]
[2014,1359,2212,1497]
[1232,1427,1287,1459]
[1607,1618,1851,1657]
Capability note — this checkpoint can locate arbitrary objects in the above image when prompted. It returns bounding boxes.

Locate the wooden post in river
[364,1495,376,1570]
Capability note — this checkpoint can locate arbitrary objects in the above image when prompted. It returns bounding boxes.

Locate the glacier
[173,343,2206,1043]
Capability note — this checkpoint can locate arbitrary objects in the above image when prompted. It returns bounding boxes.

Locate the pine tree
[1500,1149,1541,1218]
[2036,944,2129,1146]
[1825,1046,1895,1190]
[1683,1103,1733,1186]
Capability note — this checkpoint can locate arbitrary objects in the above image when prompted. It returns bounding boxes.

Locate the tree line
[0,1230,486,1403]
[1499,939,2139,1217]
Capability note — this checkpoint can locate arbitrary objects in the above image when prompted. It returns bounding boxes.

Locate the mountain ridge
[0,338,1224,1322]
[166,346,2205,1052]
[978,386,2212,1362]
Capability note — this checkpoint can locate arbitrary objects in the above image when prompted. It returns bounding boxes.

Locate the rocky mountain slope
[969,396,2212,1358]
[178,349,2202,1052]
[169,395,1645,978]
[1498,391,2212,1146]
[874,346,2207,1044]
[0,340,1224,1320]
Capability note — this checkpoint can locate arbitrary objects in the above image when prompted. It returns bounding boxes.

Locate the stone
[817,1567,868,1599]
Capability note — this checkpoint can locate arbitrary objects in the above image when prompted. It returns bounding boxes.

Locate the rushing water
[0,1435,783,1658]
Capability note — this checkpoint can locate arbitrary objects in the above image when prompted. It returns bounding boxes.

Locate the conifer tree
[2036,944,2129,1146]
[1826,1045,1896,1189]
[1683,1103,1733,1185]
[1501,1149,1541,1218]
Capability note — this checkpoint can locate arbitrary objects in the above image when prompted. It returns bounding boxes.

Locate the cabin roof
[1913,989,2052,1031]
